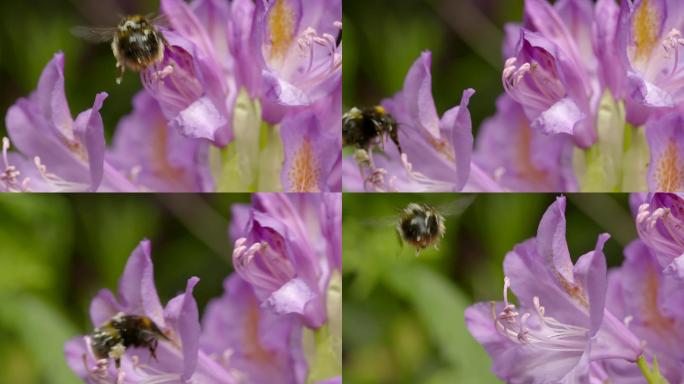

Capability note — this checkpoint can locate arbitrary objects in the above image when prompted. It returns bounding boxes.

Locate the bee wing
[358,215,398,229]
[70,26,115,43]
[147,13,171,28]
[436,195,476,217]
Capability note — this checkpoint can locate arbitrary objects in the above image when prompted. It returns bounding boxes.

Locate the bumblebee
[396,203,446,254]
[343,106,402,153]
[72,15,167,84]
[90,313,168,368]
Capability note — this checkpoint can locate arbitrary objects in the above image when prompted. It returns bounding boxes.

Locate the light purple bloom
[142,0,238,146]
[64,240,235,384]
[473,94,577,192]
[3,52,135,192]
[107,91,214,192]
[465,197,642,383]
[201,274,308,384]
[502,0,599,148]
[343,51,475,192]
[249,0,342,123]
[644,112,684,192]
[635,193,684,277]
[231,193,341,328]
[602,239,684,383]
[616,0,684,125]
[280,81,341,192]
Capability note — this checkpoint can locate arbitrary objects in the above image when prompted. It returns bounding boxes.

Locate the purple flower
[465,197,642,383]
[473,94,577,192]
[644,112,684,192]
[200,274,308,384]
[249,0,342,122]
[3,52,135,192]
[107,91,214,192]
[343,52,475,192]
[635,193,684,277]
[231,193,341,328]
[616,0,684,125]
[602,239,684,383]
[141,0,238,146]
[502,0,599,148]
[280,81,341,192]
[64,240,235,384]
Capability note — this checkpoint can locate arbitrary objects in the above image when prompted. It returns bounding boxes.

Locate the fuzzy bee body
[397,203,446,253]
[90,313,167,368]
[343,106,402,153]
[72,15,166,84]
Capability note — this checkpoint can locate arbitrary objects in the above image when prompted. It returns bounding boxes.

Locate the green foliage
[343,194,632,383]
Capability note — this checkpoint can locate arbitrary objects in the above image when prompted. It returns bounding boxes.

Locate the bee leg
[149,339,158,361]
[390,129,402,154]
[115,61,125,85]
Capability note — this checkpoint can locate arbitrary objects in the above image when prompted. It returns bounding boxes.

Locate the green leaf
[382,264,497,383]
[304,271,342,383]
[0,295,80,384]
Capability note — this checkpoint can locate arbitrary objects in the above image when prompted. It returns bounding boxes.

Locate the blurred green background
[0,194,249,383]
[342,194,636,384]
[343,0,524,134]
[0,0,161,140]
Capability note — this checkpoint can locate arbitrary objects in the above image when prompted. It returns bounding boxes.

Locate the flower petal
[74,92,108,191]
[117,240,165,327]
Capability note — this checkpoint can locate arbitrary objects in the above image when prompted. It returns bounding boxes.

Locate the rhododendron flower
[634,193,684,277]
[64,240,235,384]
[3,0,342,193]
[3,53,135,192]
[231,193,341,328]
[474,95,577,192]
[64,192,342,383]
[343,52,475,192]
[466,197,642,383]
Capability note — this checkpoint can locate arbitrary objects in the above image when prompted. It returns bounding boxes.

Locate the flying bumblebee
[72,14,168,84]
[396,203,446,253]
[89,313,169,369]
[360,197,474,255]
[343,106,402,154]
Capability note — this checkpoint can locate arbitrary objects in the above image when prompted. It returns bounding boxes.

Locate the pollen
[288,139,320,192]
[374,106,386,115]
[656,140,683,192]
[268,0,296,60]
[633,0,661,61]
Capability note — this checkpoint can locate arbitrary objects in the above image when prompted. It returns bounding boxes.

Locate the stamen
[663,29,684,75]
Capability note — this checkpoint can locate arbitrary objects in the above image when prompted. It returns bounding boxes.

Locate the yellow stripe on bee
[374,106,386,115]
[141,316,152,328]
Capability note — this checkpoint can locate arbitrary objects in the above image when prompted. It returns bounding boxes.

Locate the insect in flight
[362,196,474,255]
[71,14,168,84]
[343,106,402,154]
[87,312,169,378]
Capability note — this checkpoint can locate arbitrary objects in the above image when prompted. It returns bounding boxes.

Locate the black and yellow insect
[72,15,167,84]
[90,313,168,368]
[396,203,446,253]
[342,106,402,153]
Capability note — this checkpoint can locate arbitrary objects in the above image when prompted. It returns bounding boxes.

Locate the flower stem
[637,355,669,384]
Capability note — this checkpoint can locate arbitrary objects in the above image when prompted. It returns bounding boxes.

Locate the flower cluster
[465,194,684,383]
[64,193,341,383]
[2,0,341,192]
[343,0,684,192]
